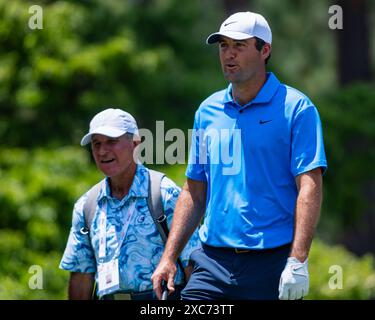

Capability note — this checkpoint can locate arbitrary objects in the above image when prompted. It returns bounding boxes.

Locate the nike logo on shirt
[259,120,272,124]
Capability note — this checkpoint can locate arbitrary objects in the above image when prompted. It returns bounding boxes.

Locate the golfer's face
[91,134,136,178]
[219,36,265,84]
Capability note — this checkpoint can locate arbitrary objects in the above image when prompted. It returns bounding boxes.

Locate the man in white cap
[60,108,201,300]
[152,12,327,300]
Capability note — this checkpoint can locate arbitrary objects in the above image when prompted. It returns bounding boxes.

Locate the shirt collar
[223,72,280,106]
[98,163,149,203]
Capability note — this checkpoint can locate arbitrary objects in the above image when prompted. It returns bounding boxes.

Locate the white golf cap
[206,11,272,45]
[80,108,139,146]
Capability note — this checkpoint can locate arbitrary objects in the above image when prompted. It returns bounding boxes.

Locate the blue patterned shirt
[60,164,201,294]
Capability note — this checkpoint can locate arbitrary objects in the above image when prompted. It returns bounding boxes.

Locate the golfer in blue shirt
[152,11,327,300]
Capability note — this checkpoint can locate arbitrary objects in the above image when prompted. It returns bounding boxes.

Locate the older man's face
[91,134,137,179]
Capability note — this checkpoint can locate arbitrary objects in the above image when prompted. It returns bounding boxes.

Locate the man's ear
[133,138,141,148]
[262,43,272,60]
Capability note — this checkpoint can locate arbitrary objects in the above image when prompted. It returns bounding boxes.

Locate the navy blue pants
[181,243,290,300]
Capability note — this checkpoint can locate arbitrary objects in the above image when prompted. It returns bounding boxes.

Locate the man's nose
[226,46,236,59]
[97,144,109,155]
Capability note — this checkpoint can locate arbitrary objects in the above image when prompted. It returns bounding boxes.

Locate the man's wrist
[289,256,307,263]
[289,249,308,263]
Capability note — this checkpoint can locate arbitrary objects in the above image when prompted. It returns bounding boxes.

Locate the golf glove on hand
[278,257,309,300]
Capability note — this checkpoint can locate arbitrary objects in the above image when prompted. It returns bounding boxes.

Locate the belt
[101,283,186,300]
[204,243,291,254]
[102,290,155,300]
[234,248,252,253]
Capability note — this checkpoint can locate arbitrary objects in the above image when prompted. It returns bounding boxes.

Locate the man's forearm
[68,272,95,300]
[162,180,206,262]
[290,169,323,262]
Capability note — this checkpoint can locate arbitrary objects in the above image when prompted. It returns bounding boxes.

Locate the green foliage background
[0,0,374,299]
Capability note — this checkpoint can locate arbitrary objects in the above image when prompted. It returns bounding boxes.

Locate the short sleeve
[160,176,181,219]
[59,194,96,273]
[185,111,207,182]
[291,105,328,177]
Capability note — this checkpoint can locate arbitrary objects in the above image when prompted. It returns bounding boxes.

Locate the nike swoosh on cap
[224,21,237,27]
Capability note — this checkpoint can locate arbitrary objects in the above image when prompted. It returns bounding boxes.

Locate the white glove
[278,257,309,300]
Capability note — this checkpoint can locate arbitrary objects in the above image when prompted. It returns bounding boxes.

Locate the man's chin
[223,72,239,83]
[97,166,116,178]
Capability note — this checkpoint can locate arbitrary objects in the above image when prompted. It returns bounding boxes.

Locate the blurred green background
[0,0,374,299]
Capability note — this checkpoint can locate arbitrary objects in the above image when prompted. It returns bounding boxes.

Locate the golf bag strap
[83,181,103,232]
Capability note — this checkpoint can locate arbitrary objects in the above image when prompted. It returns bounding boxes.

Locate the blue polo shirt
[186,72,327,249]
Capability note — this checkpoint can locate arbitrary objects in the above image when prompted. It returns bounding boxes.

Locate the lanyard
[98,199,137,261]
[98,203,107,259]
